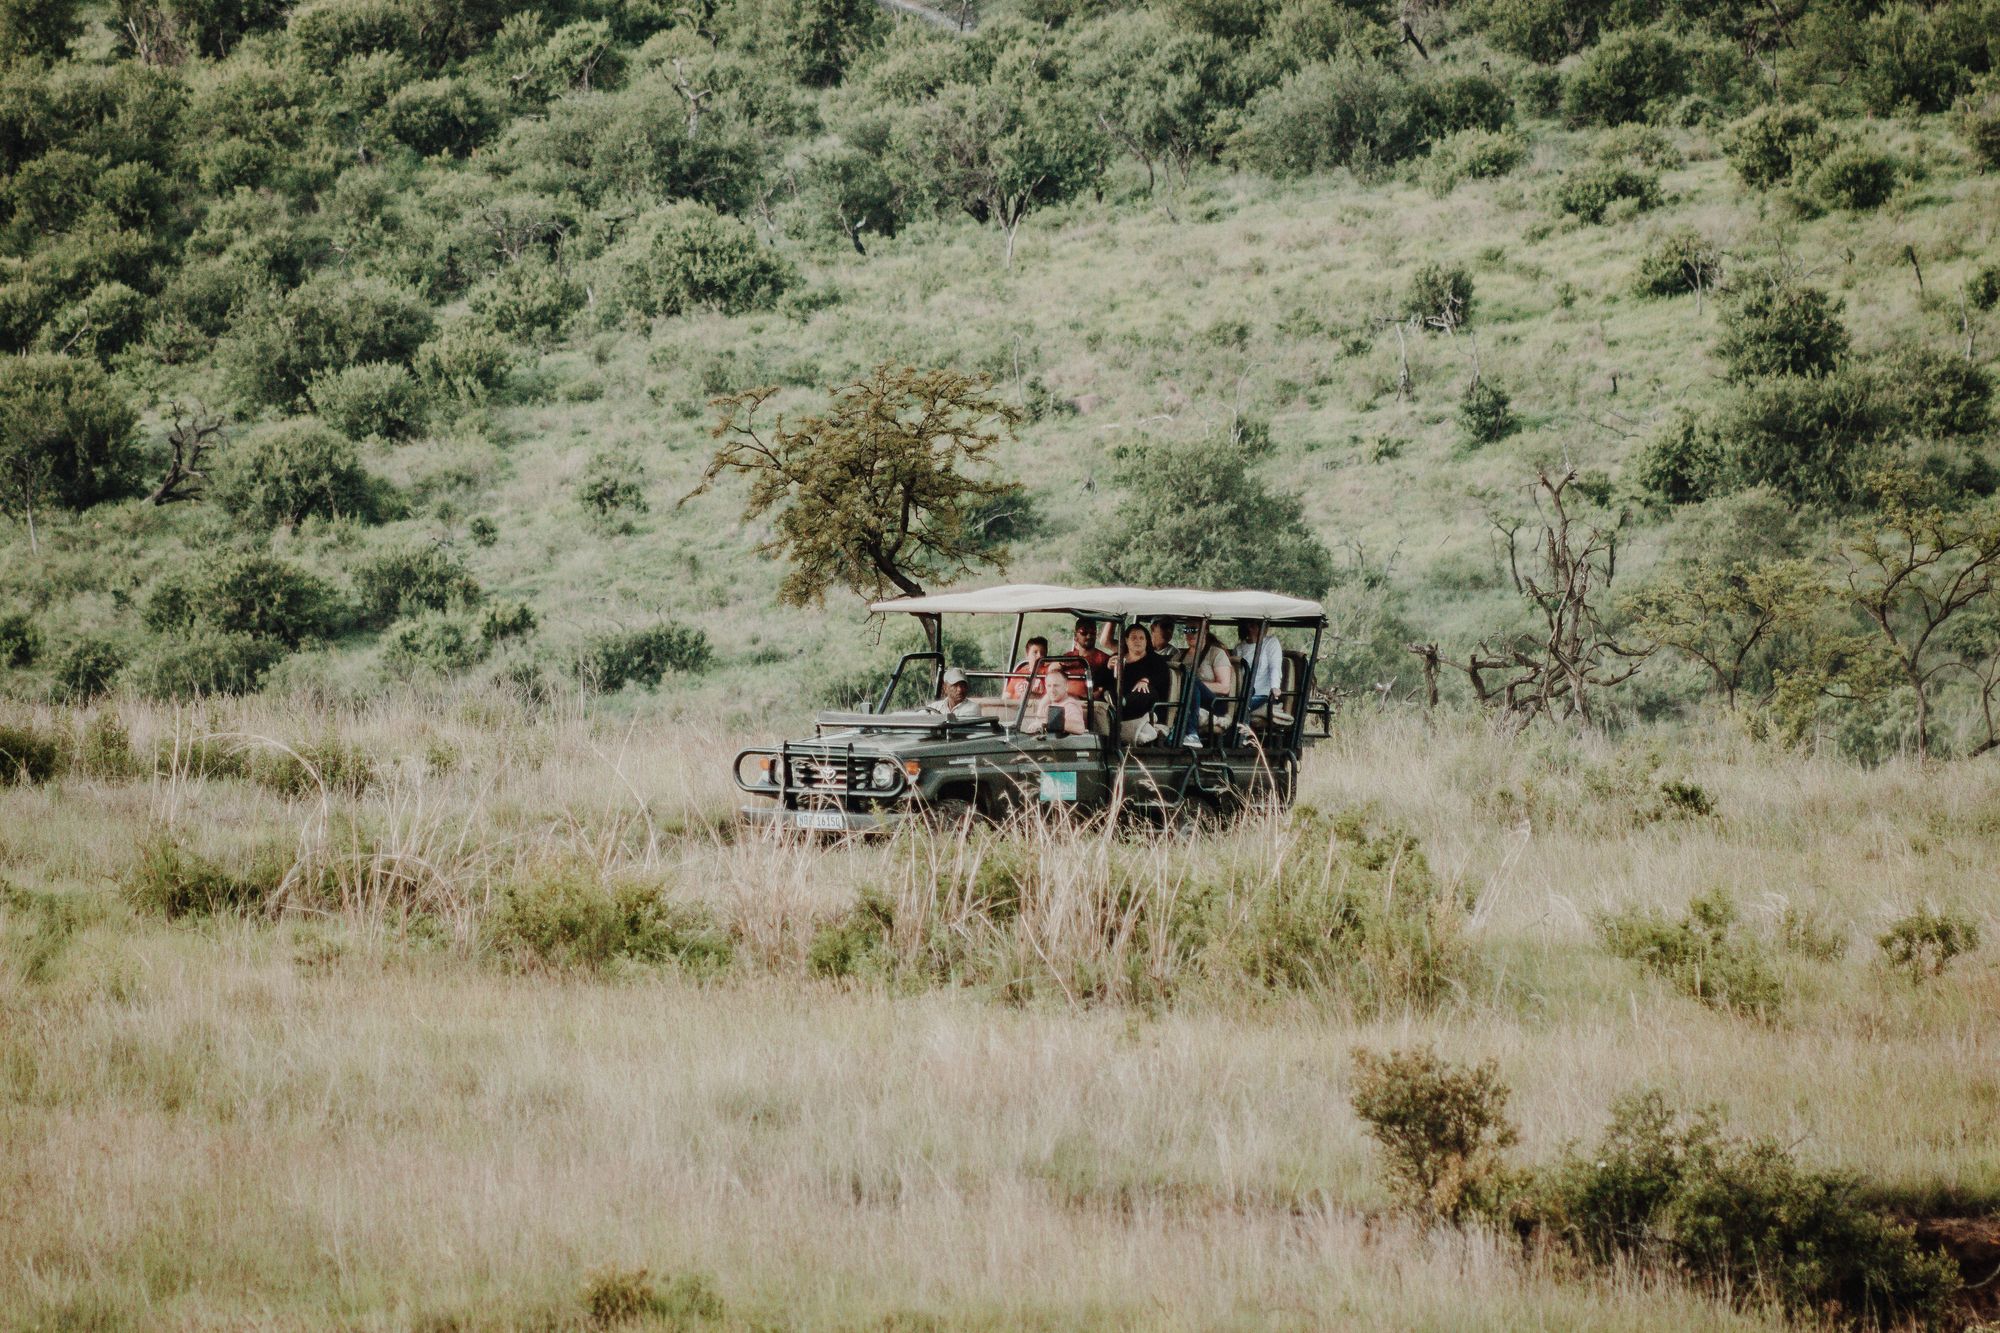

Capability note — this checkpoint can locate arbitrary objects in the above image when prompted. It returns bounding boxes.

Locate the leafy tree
[0,354,141,551]
[690,363,1022,604]
[1840,471,2000,760]
[1800,142,1900,212]
[602,201,791,319]
[1719,371,1882,509]
[764,0,880,88]
[893,67,1107,265]
[308,362,429,442]
[352,543,482,627]
[1873,344,1992,440]
[221,274,435,410]
[209,418,383,527]
[1715,274,1848,381]
[1079,439,1334,600]
[1960,71,2000,170]
[142,549,341,647]
[1561,27,1690,127]
[1721,103,1834,189]
[787,138,902,254]
[0,0,83,61]
[1634,412,1726,507]
[1072,9,1234,196]
[1475,0,1610,64]
[1626,556,1830,709]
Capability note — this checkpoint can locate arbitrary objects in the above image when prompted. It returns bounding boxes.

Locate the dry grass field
[3,696,1996,1329]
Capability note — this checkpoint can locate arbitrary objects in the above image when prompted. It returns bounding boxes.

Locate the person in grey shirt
[1235,622,1284,729]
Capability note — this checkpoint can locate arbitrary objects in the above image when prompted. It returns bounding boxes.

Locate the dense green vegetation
[2,0,1998,759]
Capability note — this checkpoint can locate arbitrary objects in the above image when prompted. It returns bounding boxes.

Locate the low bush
[75,711,138,780]
[1970,264,2000,313]
[413,318,516,402]
[142,550,341,649]
[0,718,64,784]
[1876,904,1980,978]
[489,871,733,973]
[247,735,377,799]
[307,362,429,442]
[1458,379,1517,447]
[1872,344,1991,439]
[1800,143,1900,212]
[579,623,713,691]
[479,600,536,644]
[352,544,483,628]
[288,0,418,72]
[124,833,289,918]
[1552,162,1659,223]
[1632,227,1721,299]
[468,257,584,347]
[220,273,433,410]
[1535,1092,1956,1326]
[1778,904,1849,961]
[1423,127,1527,195]
[1720,371,1883,509]
[1721,103,1833,188]
[373,76,500,158]
[127,628,288,698]
[0,611,41,667]
[384,612,488,676]
[1406,262,1473,329]
[1592,123,1681,169]
[1960,72,2000,169]
[1349,1046,1519,1223]
[1595,888,1783,1015]
[808,886,896,980]
[209,418,385,527]
[579,1267,724,1329]
[51,637,125,701]
[1716,274,1849,381]
[1230,55,1438,177]
[1561,27,1690,127]
[602,201,791,321]
[576,450,649,532]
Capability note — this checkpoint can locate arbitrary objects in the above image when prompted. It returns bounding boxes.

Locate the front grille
[787,752,870,793]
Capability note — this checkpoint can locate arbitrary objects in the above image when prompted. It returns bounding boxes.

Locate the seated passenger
[926,667,983,720]
[1114,623,1172,743]
[1178,622,1235,748]
[1150,618,1182,668]
[1235,621,1285,736]
[1023,662,1086,736]
[1004,636,1050,701]
[1066,618,1110,679]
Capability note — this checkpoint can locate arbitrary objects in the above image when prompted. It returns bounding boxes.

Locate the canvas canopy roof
[870,584,1325,623]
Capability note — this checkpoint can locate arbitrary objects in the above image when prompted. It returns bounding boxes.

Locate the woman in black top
[1114,624,1172,724]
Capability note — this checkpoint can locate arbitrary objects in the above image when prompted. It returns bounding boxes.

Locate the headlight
[872,760,899,790]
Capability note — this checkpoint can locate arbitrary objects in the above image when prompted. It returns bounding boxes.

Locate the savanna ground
[3,694,1996,1330]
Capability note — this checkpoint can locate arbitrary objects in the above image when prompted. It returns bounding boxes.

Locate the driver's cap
[942,667,968,686]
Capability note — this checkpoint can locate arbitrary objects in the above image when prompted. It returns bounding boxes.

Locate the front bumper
[738,805,912,834]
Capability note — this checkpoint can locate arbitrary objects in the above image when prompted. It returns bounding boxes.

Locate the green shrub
[579,622,713,691]
[209,418,383,527]
[1876,904,1980,978]
[1970,264,2000,312]
[123,833,288,918]
[413,318,516,401]
[0,353,142,510]
[1632,227,1721,299]
[1552,162,1659,223]
[1561,28,1690,127]
[602,201,791,321]
[1591,123,1681,169]
[1423,127,1527,195]
[1720,103,1832,188]
[1458,378,1517,446]
[288,0,417,71]
[576,450,649,532]
[220,273,433,410]
[1872,344,1992,439]
[1721,371,1882,508]
[1476,0,1601,64]
[1716,275,1848,381]
[0,0,84,60]
[307,362,429,442]
[479,600,535,644]
[0,611,41,667]
[1800,142,1900,211]
[51,637,125,701]
[75,710,138,780]
[1777,904,1849,961]
[373,76,500,157]
[1231,55,1435,177]
[142,550,341,648]
[0,718,63,784]
[384,612,487,676]
[247,734,377,798]
[352,544,482,627]
[808,886,896,980]
[42,280,148,361]
[1959,72,2000,169]
[468,515,499,546]
[489,871,732,973]
[579,1267,725,1329]
[1349,1046,1519,1223]
[1596,888,1782,1014]
[1405,261,1473,329]
[467,257,583,346]
[128,628,288,698]
[1856,1,1991,115]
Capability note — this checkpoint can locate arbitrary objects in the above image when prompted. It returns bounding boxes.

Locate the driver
[927,667,983,719]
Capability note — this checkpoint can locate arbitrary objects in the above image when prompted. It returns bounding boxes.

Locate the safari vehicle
[733,584,1330,833]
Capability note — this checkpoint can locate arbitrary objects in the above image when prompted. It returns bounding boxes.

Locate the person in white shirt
[1235,622,1284,731]
[927,667,983,719]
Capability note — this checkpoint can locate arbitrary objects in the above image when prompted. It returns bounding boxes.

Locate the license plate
[1039,772,1078,802]
[793,810,848,831]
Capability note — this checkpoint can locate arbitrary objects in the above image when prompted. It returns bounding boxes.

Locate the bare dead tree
[148,403,225,506]
[1373,314,1417,401]
[671,59,714,137]
[1409,470,1651,727]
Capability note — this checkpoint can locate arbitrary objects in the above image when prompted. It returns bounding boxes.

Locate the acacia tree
[1624,556,1829,709]
[1840,470,2000,760]
[892,65,1107,266]
[687,364,1023,606]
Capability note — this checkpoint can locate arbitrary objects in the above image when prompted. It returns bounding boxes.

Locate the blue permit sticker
[1039,771,1078,802]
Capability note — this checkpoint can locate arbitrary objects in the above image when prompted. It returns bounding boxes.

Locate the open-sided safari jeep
[733,584,1331,833]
